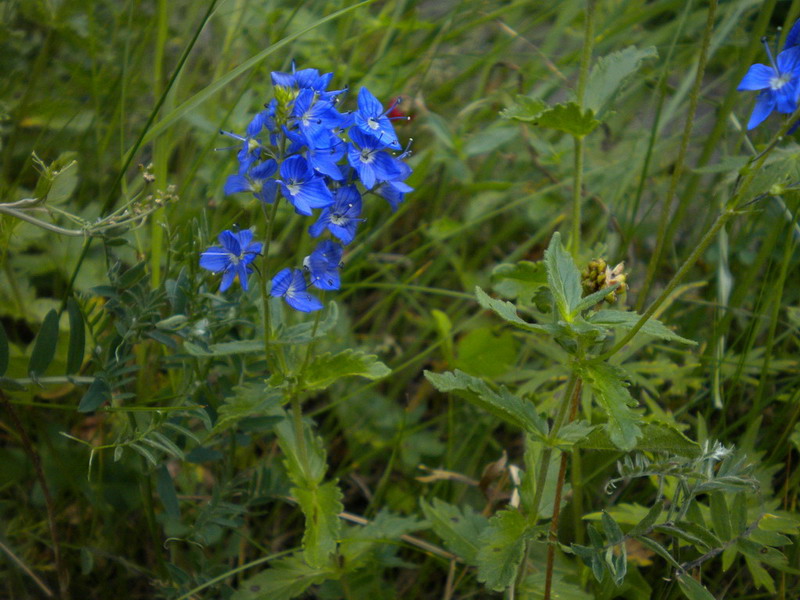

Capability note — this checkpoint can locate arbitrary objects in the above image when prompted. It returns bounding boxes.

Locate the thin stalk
[528,373,578,523]
[259,199,282,362]
[603,102,800,360]
[636,0,718,311]
[569,0,596,258]
[543,380,582,600]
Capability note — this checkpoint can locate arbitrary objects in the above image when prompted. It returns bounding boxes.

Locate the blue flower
[271,66,345,102]
[354,87,401,150]
[224,159,278,203]
[347,128,404,189]
[739,39,800,129]
[304,240,343,291]
[200,230,262,292]
[292,89,345,146]
[277,156,334,216]
[308,185,363,244]
[375,160,414,211]
[270,268,323,312]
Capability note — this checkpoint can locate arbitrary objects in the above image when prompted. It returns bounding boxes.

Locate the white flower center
[771,73,792,90]
[330,214,347,226]
[287,182,301,196]
[368,117,380,130]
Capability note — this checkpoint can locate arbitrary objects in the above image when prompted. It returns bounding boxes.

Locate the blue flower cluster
[200,67,413,312]
[739,20,800,130]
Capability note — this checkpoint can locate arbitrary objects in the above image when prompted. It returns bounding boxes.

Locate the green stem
[569,0,595,258]
[543,379,582,600]
[528,373,578,523]
[603,100,800,360]
[636,0,717,310]
[259,199,282,364]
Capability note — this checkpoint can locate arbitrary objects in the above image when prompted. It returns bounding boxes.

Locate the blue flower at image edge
[270,268,324,312]
[200,230,262,292]
[739,37,800,129]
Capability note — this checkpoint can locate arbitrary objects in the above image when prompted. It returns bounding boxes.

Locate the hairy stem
[569,0,596,258]
[543,380,582,600]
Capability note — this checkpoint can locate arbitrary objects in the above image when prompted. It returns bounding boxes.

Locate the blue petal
[219,268,237,292]
[286,289,324,312]
[280,155,312,181]
[778,47,800,78]
[786,19,800,50]
[748,91,777,129]
[199,247,230,272]
[270,268,293,297]
[224,174,252,195]
[738,64,775,91]
[219,230,242,255]
[357,87,383,117]
[237,263,250,291]
[308,210,331,238]
[251,159,277,180]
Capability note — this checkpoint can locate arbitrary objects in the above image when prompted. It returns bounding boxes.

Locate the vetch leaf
[77,378,111,413]
[28,309,59,376]
[544,232,583,321]
[579,361,642,450]
[677,573,716,600]
[156,464,181,519]
[476,509,529,591]
[425,369,546,435]
[66,298,85,374]
[586,46,658,115]
[420,498,488,565]
[301,350,390,392]
[232,554,335,600]
[294,480,343,568]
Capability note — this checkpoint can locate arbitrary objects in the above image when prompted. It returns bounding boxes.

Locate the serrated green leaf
[277,302,339,344]
[588,309,696,345]
[232,554,336,600]
[491,261,547,303]
[424,369,546,435]
[77,378,110,413]
[579,361,641,451]
[212,384,283,435]
[475,286,547,333]
[544,232,583,321]
[301,350,390,392]
[66,298,85,374]
[532,102,600,137]
[500,96,548,122]
[28,309,59,376]
[420,498,488,565]
[677,573,716,600]
[455,327,518,378]
[575,422,699,456]
[476,509,529,591]
[0,321,8,377]
[294,480,343,568]
[586,46,658,115]
[156,464,180,518]
[275,418,328,488]
[574,283,621,313]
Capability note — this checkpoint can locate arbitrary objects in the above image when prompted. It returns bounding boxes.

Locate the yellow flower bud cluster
[581,258,627,305]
